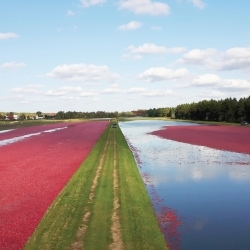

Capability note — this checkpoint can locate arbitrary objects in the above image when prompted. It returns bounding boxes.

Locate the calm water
[119,120,250,250]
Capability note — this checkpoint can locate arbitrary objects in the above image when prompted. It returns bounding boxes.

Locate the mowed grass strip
[24,125,111,250]
[83,126,114,249]
[25,123,168,250]
[116,126,168,250]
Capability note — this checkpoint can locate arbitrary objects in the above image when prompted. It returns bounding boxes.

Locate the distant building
[45,113,56,119]
[5,114,19,120]
[132,110,147,117]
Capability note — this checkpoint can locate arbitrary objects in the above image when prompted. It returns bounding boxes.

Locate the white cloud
[217,79,250,92]
[1,94,24,100]
[46,90,66,96]
[199,91,227,100]
[126,87,148,93]
[101,87,123,94]
[61,96,81,101]
[80,0,106,7]
[127,43,186,55]
[117,21,144,30]
[1,62,26,69]
[177,47,250,71]
[10,85,42,94]
[189,0,206,9]
[19,100,30,104]
[66,10,75,16]
[112,83,119,88]
[150,26,162,30]
[0,32,19,40]
[47,63,119,82]
[45,86,88,97]
[215,47,250,71]
[192,74,221,86]
[137,67,189,82]
[177,48,217,65]
[119,0,170,16]
[121,53,143,60]
[141,89,173,97]
[184,73,250,92]
[80,91,98,96]
[125,87,173,97]
[58,86,82,92]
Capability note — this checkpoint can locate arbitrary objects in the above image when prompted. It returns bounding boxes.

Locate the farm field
[24,123,167,250]
[0,121,108,250]
[150,125,250,155]
[1,121,167,250]
[0,119,67,131]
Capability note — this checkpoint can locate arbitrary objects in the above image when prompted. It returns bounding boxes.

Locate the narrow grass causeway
[24,123,168,250]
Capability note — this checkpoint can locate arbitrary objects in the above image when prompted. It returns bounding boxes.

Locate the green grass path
[24,123,168,250]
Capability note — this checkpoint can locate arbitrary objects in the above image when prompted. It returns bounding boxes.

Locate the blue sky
[1,0,250,113]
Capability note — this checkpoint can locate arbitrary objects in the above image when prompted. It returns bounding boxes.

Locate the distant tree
[115,111,119,120]
[244,97,250,121]
[36,111,42,116]
[19,113,26,120]
[55,111,65,119]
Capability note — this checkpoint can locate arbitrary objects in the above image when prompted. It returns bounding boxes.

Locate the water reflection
[120,120,250,250]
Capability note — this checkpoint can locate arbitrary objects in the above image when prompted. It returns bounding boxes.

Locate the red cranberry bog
[0,121,108,250]
[151,125,250,155]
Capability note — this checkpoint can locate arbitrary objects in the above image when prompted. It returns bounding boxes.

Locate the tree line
[135,96,250,123]
[1,96,250,123]
[174,97,250,122]
[55,111,119,119]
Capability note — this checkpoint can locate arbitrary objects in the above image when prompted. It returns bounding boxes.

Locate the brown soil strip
[69,129,111,250]
[109,129,124,250]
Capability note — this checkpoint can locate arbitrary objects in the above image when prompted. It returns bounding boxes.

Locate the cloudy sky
[1,0,250,113]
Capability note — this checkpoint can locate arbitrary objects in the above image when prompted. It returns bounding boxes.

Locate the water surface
[119,120,250,250]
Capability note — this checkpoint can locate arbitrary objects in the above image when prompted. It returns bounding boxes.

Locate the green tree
[19,113,26,120]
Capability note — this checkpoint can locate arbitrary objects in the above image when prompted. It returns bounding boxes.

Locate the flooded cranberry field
[119,120,250,250]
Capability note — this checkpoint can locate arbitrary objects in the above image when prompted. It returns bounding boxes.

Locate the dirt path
[69,129,111,250]
[109,129,124,250]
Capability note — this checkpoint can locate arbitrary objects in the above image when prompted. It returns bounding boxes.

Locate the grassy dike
[24,123,168,250]
[116,125,168,250]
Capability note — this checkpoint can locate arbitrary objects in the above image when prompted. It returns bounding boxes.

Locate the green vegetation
[24,123,167,250]
[174,97,250,122]
[83,129,114,249]
[2,95,250,124]
[0,119,65,131]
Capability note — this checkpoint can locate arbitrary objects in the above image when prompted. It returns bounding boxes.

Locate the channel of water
[119,120,250,250]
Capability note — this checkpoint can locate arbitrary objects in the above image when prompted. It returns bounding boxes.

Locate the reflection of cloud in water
[120,122,250,185]
[193,218,208,231]
[228,165,250,181]
[191,167,203,180]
